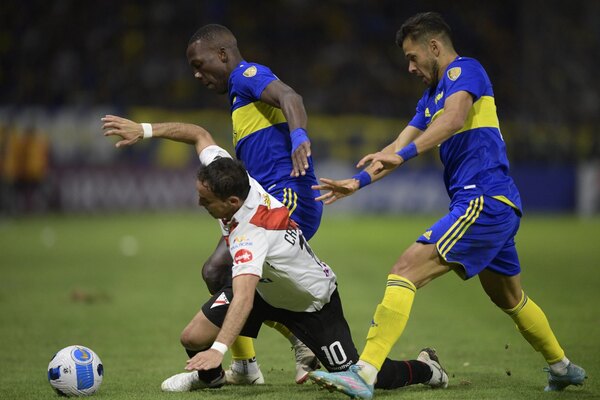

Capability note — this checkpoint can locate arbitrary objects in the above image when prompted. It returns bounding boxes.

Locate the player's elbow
[445,112,467,133]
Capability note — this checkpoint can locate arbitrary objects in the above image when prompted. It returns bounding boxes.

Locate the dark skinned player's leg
[202,237,232,295]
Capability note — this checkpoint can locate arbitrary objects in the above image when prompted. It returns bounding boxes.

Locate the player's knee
[180,326,202,349]
[202,259,231,295]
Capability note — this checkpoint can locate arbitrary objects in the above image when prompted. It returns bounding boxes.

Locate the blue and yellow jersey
[408,56,522,214]
[227,61,318,193]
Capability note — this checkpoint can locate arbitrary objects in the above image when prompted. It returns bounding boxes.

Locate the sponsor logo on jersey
[370,319,378,328]
[423,230,432,240]
[243,66,257,77]
[447,67,461,81]
[435,91,444,104]
[234,248,253,264]
[230,235,253,251]
[425,107,431,117]
[210,292,230,308]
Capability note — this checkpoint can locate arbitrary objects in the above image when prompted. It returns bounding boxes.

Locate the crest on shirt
[447,67,461,81]
[234,248,253,264]
[243,66,257,77]
[210,292,230,308]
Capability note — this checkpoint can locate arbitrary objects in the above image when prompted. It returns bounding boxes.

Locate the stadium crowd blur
[1,0,599,214]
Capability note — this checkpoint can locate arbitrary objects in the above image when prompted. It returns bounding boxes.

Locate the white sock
[231,357,260,375]
[356,360,378,385]
[549,357,570,375]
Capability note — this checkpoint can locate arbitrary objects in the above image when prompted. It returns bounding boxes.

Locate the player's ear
[429,39,440,57]
[218,47,228,63]
[228,195,243,209]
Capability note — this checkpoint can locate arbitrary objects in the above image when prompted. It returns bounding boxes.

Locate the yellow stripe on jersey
[430,95,499,134]
[231,101,287,146]
[437,196,484,258]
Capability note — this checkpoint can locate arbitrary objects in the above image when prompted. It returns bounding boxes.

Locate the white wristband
[210,341,228,355]
[141,123,153,139]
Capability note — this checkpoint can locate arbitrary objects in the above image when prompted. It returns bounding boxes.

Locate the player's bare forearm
[214,275,259,347]
[102,115,216,154]
[261,80,311,176]
[150,123,216,155]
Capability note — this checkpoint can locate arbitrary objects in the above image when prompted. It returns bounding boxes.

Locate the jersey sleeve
[198,145,232,166]
[233,64,278,100]
[408,96,428,130]
[444,60,488,101]
[229,223,268,279]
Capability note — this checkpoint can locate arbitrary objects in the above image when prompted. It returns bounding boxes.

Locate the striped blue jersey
[408,56,522,214]
[228,61,318,194]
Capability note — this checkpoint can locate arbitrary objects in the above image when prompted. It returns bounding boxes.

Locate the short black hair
[396,12,452,46]
[196,157,250,201]
[188,24,236,47]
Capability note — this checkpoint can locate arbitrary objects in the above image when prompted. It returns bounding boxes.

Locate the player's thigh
[180,309,221,350]
[391,242,450,288]
[200,285,265,339]
[202,236,233,294]
[283,290,359,372]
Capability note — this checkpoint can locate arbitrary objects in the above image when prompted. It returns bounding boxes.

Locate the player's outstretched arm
[101,115,216,155]
[260,80,311,177]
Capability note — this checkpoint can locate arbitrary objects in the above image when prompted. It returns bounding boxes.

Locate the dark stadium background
[1,0,599,215]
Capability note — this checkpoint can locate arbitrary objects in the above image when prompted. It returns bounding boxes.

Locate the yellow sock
[361,274,416,370]
[502,291,565,363]
[264,320,293,340]
[230,336,256,361]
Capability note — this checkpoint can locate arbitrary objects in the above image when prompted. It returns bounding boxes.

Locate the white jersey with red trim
[199,145,337,312]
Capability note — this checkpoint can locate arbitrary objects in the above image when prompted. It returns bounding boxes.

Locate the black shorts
[202,287,359,372]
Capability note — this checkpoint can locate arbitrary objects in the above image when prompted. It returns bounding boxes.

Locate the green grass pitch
[0,212,598,399]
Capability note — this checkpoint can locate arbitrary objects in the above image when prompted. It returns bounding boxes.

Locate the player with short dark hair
[102,23,323,386]
[308,12,586,399]
[125,126,449,393]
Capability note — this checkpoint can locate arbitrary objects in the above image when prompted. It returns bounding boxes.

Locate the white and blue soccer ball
[47,345,104,397]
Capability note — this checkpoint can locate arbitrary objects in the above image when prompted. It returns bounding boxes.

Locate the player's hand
[101,115,144,148]
[312,178,359,205]
[290,140,311,177]
[357,152,403,174]
[184,349,224,371]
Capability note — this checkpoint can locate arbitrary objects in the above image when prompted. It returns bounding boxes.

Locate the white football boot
[161,370,225,392]
[225,359,265,385]
[417,347,448,389]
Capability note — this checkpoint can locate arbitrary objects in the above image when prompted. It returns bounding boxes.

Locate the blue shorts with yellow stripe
[417,195,521,279]
[270,183,323,241]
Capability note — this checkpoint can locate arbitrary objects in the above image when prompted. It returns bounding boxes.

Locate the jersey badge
[234,248,253,264]
[210,292,230,308]
[243,66,257,77]
[447,67,461,81]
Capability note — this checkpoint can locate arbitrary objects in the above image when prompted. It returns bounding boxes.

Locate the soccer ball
[47,345,104,397]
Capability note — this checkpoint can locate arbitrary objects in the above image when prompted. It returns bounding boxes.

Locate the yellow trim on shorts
[437,196,484,258]
[282,188,298,216]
